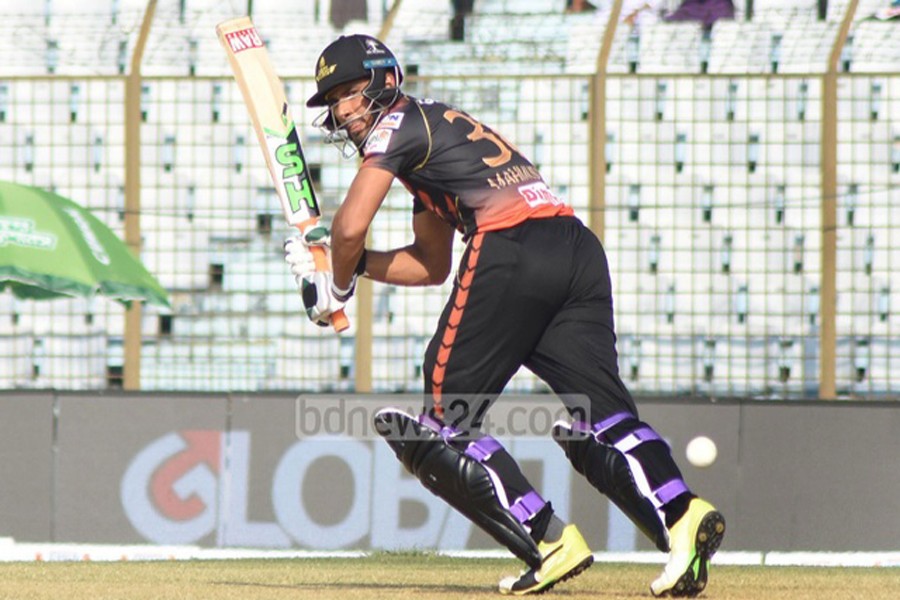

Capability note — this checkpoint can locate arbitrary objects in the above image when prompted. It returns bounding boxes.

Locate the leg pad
[375,408,543,569]
[553,421,670,552]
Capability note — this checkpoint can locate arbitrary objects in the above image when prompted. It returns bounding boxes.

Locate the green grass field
[0,554,897,600]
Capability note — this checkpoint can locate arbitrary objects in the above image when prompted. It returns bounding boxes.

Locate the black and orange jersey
[360,95,574,238]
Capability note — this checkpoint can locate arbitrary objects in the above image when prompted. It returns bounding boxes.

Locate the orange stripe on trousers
[431,233,484,419]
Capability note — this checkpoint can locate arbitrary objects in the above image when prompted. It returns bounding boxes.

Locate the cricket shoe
[650,498,726,597]
[498,524,594,595]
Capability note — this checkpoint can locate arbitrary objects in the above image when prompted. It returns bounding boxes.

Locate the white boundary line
[0,540,898,568]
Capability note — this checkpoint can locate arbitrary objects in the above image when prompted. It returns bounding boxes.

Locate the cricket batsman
[284,34,725,596]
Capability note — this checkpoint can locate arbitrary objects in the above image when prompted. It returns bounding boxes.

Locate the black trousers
[423,215,637,423]
[421,216,690,532]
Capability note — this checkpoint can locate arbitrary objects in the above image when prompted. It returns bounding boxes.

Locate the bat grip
[310,245,350,333]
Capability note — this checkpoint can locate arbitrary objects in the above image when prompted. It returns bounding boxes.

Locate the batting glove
[285,223,361,326]
[284,224,336,327]
[299,270,346,327]
[284,223,368,327]
[284,228,326,279]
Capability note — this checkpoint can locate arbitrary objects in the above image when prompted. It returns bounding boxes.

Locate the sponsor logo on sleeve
[364,128,394,155]
[379,113,405,130]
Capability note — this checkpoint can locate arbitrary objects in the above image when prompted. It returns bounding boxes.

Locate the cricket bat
[216,16,349,332]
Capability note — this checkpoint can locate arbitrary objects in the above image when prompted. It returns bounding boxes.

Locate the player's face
[325,78,375,145]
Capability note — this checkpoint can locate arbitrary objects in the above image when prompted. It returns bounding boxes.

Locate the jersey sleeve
[360,106,429,177]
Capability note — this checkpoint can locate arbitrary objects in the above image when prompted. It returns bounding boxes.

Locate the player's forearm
[363,246,450,286]
[330,167,394,291]
[330,229,366,292]
[330,195,374,290]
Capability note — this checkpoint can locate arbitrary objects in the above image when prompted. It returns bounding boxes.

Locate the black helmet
[306,34,403,108]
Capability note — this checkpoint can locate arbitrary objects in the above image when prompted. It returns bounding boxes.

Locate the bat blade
[216,16,318,227]
[216,16,349,332]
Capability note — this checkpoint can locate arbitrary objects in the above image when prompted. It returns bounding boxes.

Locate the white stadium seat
[1,0,897,396]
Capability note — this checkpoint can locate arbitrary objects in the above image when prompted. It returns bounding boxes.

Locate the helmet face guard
[312,64,402,158]
[307,35,403,157]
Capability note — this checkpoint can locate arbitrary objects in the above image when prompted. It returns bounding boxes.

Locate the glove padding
[284,223,352,327]
[299,270,345,327]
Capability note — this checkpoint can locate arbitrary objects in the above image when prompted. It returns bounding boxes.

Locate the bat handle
[330,308,350,332]
[310,245,350,333]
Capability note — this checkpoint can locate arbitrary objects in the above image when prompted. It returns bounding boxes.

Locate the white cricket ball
[686,436,718,468]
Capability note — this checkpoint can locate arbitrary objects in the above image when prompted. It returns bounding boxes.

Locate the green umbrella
[0,181,169,307]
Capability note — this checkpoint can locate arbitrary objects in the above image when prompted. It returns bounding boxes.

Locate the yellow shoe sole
[500,524,594,595]
[501,553,594,596]
[654,509,726,598]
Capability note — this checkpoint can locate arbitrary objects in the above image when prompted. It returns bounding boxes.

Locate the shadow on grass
[213,580,495,594]
[211,579,595,596]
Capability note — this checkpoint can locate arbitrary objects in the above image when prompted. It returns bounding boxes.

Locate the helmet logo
[364,39,385,55]
[316,56,337,82]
